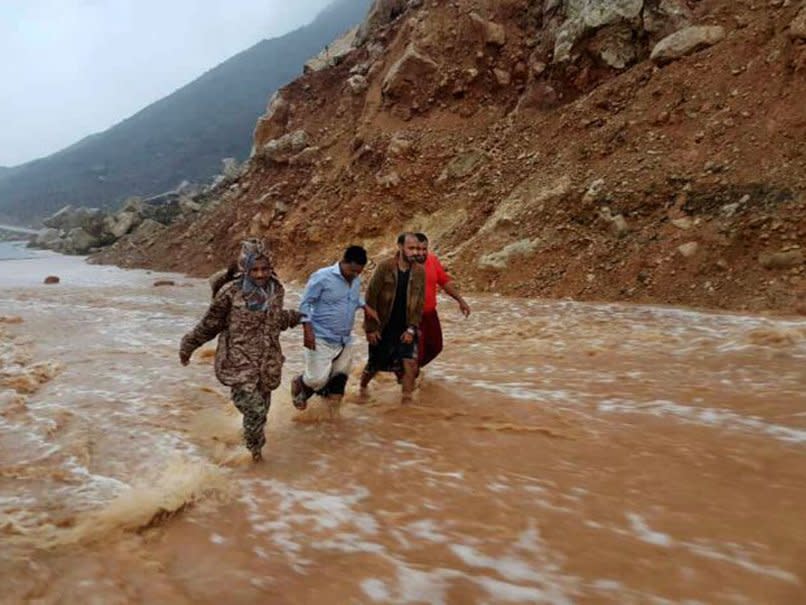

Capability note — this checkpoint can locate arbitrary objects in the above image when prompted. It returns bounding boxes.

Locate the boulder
[347,74,369,95]
[388,134,413,157]
[130,219,166,244]
[153,280,176,287]
[651,26,726,64]
[478,239,538,270]
[493,68,512,86]
[221,158,240,179]
[252,93,291,153]
[382,44,439,100]
[261,130,310,163]
[42,205,105,234]
[469,12,507,46]
[44,276,60,285]
[355,0,408,46]
[759,249,804,270]
[104,211,140,239]
[589,23,637,68]
[64,227,99,254]
[677,241,700,258]
[34,228,60,247]
[438,151,485,181]
[305,27,358,72]
[791,7,806,40]
[553,0,644,63]
[643,0,692,38]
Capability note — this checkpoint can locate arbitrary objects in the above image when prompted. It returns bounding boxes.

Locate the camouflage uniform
[180,276,300,457]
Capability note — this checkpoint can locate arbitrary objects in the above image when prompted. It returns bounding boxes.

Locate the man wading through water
[360,233,426,404]
[291,246,378,416]
[414,233,471,369]
[179,239,302,461]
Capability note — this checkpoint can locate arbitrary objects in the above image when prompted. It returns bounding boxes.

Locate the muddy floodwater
[1,245,805,604]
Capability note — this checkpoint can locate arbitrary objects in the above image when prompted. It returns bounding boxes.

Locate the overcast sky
[0,0,333,167]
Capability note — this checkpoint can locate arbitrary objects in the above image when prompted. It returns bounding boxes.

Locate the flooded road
[1,248,805,604]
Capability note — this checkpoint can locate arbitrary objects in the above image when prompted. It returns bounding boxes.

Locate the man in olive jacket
[360,232,426,403]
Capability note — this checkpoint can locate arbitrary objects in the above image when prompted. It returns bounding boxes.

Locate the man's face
[399,236,420,264]
[249,257,271,287]
[415,240,428,264]
[340,262,365,283]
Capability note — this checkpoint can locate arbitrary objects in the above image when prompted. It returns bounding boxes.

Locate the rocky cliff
[94,0,806,314]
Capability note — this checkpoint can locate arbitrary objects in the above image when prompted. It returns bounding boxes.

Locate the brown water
[1,251,805,604]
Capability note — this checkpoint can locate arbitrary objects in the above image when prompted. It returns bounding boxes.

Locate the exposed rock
[130,219,167,244]
[221,158,241,179]
[43,276,60,285]
[671,217,693,230]
[347,74,369,95]
[493,68,512,87]
[643,0,692,38]
[759,249,804,269]
[356,0,409,46]
[790,7,806,39]
[289,146,321,166]
[469,12,507,46]
[305,27,358,73]
[438,151,485,181]
[376,171,402,188]
[388,134,414,157]
[599,206,629,237]
[42,206,105,234]
[651,26,726,64]
[153,280,176,287]
[179,198,202,215]
[677,241,700,258]
[252,93,291,153]
[590,23,637,69]
[553,0,644,63]
[478,239,538,269]
[34,228,60,247]
[105,211,140,239]
[260,130,310,163]
[64,227,99,255]
[382,44,439,100]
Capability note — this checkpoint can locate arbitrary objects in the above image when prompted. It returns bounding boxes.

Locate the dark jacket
[363,255,425,335]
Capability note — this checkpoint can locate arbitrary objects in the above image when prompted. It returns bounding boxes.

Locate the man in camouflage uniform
[179,239,301,461]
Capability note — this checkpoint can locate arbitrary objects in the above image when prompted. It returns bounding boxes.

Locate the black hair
[343,245,368,265]
[414,232,428,243]
[397,232,417,246]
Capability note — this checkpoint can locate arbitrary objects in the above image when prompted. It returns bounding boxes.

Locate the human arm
[298,273,324,350]
[179,289,232,365]
[443,281,471,317]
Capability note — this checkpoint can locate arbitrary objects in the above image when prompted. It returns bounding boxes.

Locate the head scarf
[238,239,275,312]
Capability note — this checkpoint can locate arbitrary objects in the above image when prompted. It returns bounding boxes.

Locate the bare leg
[401,359,417,404]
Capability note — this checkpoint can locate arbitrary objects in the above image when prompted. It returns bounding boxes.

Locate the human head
[239,238,272,287]
[397,232,420,265]
[339,245,368,282]
[414,232,428,263]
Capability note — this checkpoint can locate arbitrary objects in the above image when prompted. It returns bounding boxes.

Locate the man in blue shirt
[291,245,377,413]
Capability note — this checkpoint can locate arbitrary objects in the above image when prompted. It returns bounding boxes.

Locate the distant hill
[0,0,371,225]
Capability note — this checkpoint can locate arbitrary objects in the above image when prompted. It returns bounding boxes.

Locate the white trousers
[302,341,354,391]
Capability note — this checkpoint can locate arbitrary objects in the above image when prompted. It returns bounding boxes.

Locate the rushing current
[1,241,804,604]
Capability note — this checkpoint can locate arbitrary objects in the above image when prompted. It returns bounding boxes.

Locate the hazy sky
[0,0,333,167]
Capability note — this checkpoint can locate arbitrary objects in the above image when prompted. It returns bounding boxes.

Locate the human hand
[363,305,379,324]
[458,299,471,318]
[400,331,414,345]
[303,323,316,351]
[367,331,381,345]
[179,351,191,366]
